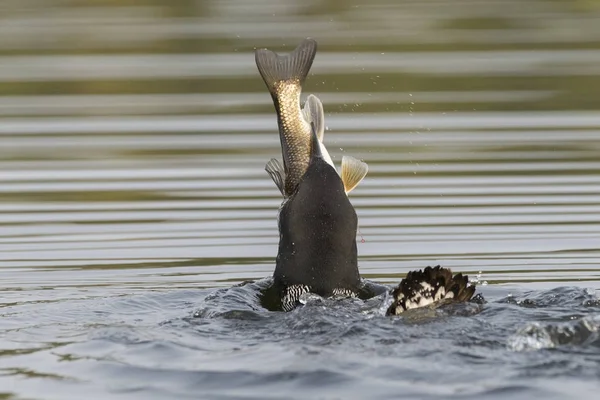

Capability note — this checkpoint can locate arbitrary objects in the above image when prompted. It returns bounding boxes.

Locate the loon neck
[273,159,361,298]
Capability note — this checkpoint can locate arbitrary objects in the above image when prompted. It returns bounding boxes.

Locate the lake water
[1,0,600,399]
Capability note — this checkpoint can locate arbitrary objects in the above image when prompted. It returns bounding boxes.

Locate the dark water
[2,0,600,398]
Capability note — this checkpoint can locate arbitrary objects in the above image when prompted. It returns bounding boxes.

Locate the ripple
[508,316,600,352]
[3,0,600,398]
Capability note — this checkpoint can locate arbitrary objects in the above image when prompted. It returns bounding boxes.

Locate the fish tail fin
[302,94,325,141]
[386,266,476,316]
[341,156,368,194]
[265,158,286,197]
[255,38,317,96]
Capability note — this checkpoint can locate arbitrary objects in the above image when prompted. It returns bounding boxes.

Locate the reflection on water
[1,0,600,398]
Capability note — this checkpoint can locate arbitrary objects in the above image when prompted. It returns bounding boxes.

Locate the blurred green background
[2,0,600,113]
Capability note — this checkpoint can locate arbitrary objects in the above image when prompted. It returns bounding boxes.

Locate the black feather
[386,265,476,316]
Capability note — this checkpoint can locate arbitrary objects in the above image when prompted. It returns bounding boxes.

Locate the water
[2,0,600,398]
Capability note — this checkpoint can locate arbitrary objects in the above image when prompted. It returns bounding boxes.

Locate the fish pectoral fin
[265,158,286,197]
[341,156,368,194]
[302,94,325,142]
[254,38,317,95]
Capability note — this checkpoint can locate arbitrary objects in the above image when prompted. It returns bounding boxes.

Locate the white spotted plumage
[281,285,358,312]
[387,266,475,315]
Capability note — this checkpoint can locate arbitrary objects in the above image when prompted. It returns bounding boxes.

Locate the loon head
[273,123,361,304]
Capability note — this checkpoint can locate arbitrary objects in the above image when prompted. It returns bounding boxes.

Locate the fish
[264,94,368,197]
[255,38,318,197]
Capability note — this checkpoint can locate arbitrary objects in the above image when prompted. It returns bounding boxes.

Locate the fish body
[255,38,317,196]
[265,94,368,198]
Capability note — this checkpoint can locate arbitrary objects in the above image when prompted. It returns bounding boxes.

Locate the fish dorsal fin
[302,94,336,171]
[341,156,368,194]
[265,158,286,197]
[309,121,323,161]
[302,94,325,142]
[255,39,317,96]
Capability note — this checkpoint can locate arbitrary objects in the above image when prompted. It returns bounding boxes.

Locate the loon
[255,39,476,314]
[274,124,362,311]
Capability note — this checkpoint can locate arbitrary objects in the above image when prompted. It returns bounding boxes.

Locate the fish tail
[255,38,317,96]
[386,265,476,316]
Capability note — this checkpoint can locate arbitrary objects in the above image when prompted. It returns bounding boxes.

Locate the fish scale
[255,39,317,197]
[275,81,312,194]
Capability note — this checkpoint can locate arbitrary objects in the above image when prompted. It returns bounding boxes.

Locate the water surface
[1,1,600,398]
